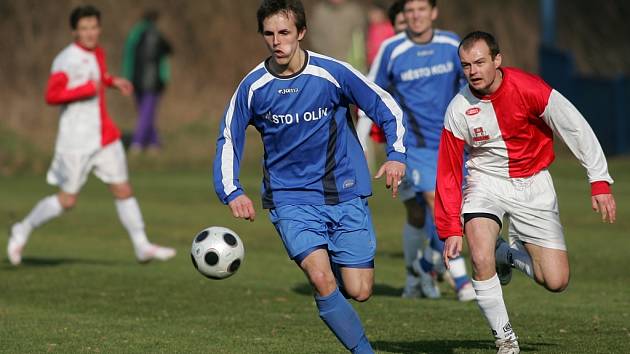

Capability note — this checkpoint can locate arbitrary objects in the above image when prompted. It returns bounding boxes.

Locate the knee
[347,283,373,302]
[111,183,133,199]
[470,252,494,277]
[309,270,337,296]
[543,275,570,293]
[57,194,77,210]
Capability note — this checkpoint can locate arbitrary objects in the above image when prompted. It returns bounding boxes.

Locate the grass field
[1,156,629,353]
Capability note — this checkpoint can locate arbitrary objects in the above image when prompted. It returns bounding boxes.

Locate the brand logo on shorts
[277,88,299,95]
[472,127,490,142]
[465,107,481,116]
[343,179,355,189]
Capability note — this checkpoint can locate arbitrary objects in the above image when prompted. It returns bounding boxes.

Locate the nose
[273,34,280,46]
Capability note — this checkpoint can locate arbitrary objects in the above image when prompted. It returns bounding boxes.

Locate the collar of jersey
[264,50,310,80]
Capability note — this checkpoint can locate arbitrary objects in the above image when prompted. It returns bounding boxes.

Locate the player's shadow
[3,257,118,268]
[372,339,555,353]
[292,282,402,297]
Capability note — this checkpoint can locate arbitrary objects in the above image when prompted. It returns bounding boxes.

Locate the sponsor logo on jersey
[416,50,434,57]
[277,88,300,95]
[400,61,454,82]
[472,127,490,142]
[465,107,481,116]
[263,106,329,125]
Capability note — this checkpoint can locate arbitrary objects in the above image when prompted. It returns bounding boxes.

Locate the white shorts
[461,169,566,251]
[46,140,129,194]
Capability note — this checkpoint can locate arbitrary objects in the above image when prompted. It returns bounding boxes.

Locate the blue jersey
[369,30,464,150]
[214,51,406,209]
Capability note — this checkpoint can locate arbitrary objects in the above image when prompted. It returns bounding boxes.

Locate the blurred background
[1,0,629,175]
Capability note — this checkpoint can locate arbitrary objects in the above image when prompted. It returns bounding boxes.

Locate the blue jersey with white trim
[369,30,465,150]
[214,50,406,209]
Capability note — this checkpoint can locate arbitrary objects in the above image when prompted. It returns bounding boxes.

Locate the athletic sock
[115,197,150,250]
[403,223,425,269]
[448,256,471,290]
[420,245,435,273]
[315,287,374,353]
[472,274,516,341]
[497,240,534,279]
[18,195,64,243]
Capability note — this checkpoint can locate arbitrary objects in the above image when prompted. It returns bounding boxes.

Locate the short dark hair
[388,0,405,26]
[403,0,437,8]
[459,31,501,59]
[69,5,101,30]
[256,0,307,34]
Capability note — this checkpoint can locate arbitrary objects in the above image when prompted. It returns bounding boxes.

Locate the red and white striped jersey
[45,42,121,153]
[435,67,613,238]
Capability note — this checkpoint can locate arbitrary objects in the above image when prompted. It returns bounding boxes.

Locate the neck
[407,28,433,44]
[270,48,305,77]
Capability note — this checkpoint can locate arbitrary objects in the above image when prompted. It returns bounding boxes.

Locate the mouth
[470,77,483,85]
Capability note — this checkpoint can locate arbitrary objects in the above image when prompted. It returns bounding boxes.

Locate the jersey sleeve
[541,89,614,194]
[46,52,97,105]
[435,103,467,239]
[340,64,406,163]
[213,83,253,204]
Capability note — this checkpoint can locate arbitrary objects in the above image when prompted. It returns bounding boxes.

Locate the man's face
[262,12,305,66]
[73,16,101,49]
[459,40,503,94]
[393,12,407,33]
[403,0,437,36]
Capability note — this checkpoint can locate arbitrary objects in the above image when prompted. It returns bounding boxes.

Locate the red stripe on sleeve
[435,128,466,239]
[45,72,97,105]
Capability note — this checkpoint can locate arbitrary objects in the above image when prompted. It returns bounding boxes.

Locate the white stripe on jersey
[248,73,274,109]
[433,35,460,48]
[221,90,238,197]
[303,65,341,88]
[367,32,406,81]
[308,51,406,154]
[388,40,414,73]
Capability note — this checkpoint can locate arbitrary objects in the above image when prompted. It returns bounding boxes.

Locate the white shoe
[136,243,176,263]
[457,282,476,302]
[412,258,441,299]
[401,273,423,298]
[7,223,27,266]
[495,237,513,286]
[495,337,520,354]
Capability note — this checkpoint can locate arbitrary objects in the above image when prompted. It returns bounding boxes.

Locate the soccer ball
[190,226,245,279]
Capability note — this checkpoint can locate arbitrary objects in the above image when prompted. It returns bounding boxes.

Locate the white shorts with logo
[461,169,566,251]
[46,140,128,194]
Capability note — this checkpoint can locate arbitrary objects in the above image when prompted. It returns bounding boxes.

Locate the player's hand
[113,77,133,96]
[374,160,405,198]
[443,236,463,270]
[591,193,616,224]
[228,195,256,222]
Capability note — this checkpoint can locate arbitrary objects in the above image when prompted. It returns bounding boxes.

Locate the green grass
[1,157,629,353]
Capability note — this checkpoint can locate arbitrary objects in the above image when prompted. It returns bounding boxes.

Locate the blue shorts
[406,147,438,193]
[268,197,376,268]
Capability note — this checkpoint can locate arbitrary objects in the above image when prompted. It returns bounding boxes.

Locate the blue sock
[454,274,470,291]
[420,256,434,273]
[315,287,374,353]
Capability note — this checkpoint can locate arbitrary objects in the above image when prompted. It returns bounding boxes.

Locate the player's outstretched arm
[112,77,134,96]
[443,236,463,270]
[374,160,405,198]
[228,194,256,222]
[592,193,616,224]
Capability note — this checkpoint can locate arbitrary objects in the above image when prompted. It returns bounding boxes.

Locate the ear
[431,7,439,21]
[297,27,306,41]
[494,53,503,68]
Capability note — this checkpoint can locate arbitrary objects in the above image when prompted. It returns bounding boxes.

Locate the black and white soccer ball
[190,226,244,279]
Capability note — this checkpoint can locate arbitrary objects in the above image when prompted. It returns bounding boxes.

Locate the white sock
[18,195,64,243]
[498,240,534,279]
[115,197,149,250]
[472,274,516,340]
[403,223,425,270]
[448,256,468,279]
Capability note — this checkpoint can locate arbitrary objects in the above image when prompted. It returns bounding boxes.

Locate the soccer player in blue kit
[212,1,406,352]
[357,0,474,301]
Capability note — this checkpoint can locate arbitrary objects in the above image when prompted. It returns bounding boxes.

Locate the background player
[357,0,474,301]
[437,31,616,353]
[7,5,176,266]
[213,1,406,352]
